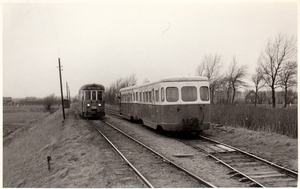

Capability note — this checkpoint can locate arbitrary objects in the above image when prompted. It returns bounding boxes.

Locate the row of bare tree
[196,33,297,108]
[106,74,137,104]
[104,33,297,108]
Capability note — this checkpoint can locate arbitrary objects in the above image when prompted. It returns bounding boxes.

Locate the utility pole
[66,82,69,100]
[58,58,65,120]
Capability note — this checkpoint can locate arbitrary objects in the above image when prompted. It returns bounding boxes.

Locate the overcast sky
[2,1,298,98]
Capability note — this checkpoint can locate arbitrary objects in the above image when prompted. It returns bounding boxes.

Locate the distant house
[245,90,259,104]
[3,97,13,106]
[26,97,37,102]
[24,97,38,105]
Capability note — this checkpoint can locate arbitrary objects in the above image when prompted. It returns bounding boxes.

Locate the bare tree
[44,94,57,111]
[106,74,137,105]
[258,33,297,108]
[278,61,297,107]
[143,78,150,84]
[251,67,265,106]
[196,53,223,103]
[224,57,248,104]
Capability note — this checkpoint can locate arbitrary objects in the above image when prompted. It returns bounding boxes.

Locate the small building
[3,97,13,106]
[245,90,259,104]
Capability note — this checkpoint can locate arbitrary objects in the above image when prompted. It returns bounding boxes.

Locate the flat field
[3,105,51,137]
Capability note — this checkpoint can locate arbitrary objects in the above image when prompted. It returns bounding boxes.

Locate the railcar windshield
[85,91,91,100]
[166,87,179,102]
[84,90,104,100]
[98,91,103,100]
[92,91,96,100]
[200,86,209,101]
[181,86,197,102]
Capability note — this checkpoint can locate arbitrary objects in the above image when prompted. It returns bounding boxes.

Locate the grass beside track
[211,104,297,138]
[106,103,297,138]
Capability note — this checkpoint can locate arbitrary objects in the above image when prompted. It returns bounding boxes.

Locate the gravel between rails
[102,115,248,187]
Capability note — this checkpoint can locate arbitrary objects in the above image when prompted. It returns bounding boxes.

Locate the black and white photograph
[3,0,298,187]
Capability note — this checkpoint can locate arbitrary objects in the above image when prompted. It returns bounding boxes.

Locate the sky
[2,0,298,98]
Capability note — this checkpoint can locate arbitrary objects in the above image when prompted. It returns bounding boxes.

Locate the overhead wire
[36,3,57,60]
[47,4,60,57]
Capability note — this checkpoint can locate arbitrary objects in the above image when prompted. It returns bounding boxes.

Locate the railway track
[105,106,121,117]
[89,119,215,188]
[105,106,298,187]
[193,135,298,187]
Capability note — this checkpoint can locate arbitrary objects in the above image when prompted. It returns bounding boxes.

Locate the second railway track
[175,133,298,187]
[195,136,298,187]
[105,106,298,187]
[89,119,215,188]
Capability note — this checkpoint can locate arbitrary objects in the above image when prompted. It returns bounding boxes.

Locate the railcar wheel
[156,125,164,132]
[194,131,203,136]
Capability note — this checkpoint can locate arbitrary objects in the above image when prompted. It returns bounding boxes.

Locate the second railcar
[78,83,105,119]
[119,76,210,133]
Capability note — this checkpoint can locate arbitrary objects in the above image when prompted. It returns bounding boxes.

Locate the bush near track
[211,104,297,138]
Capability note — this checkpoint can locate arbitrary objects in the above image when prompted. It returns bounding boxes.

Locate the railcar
[78,83,105,119]
[119,76,210,133]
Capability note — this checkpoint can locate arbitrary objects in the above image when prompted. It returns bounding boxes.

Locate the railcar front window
[92,91,96,100]
[85,91,91,100]
[166,87,179,102]
[200,86,209,101]
[181,86,197,101]
[97,91,102,101]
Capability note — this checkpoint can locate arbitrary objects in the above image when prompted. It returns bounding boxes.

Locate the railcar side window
[139,92,142,102]
[97,91,102,101]
[166,87,179,102]
[181,86,197,101]
[200,86,209,101]
[161,87,165,102]
[92,91,96,100]
[85,91,91,100]
[149,91,152,103]
[155,90,159,102]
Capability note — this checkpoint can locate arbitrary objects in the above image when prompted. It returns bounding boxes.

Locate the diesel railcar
[78,83,105,119]
[119,76,210,133]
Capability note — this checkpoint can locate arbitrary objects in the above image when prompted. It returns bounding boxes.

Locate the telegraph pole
[66,82,69,100]
[58,58,65,120]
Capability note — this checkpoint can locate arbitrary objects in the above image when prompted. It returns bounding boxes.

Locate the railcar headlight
[87,104,90,107]
[98,104,101,106]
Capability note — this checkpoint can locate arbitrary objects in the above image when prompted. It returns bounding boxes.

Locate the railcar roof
[159,76,208,82]
[79,83,105,90]
[120,76,208,92]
